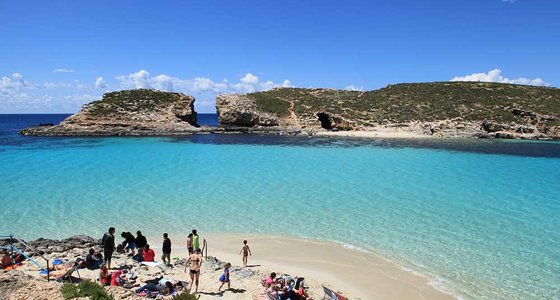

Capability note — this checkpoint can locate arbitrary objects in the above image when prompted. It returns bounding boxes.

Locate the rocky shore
[0,235,334,300]
[20,82,560,140]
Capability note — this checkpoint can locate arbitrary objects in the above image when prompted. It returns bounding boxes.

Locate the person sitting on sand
[218,262,231,291]
[1,250,12,268]
[142,244,155,262]
[187,248,203,293]
[265,272,277,288]
[240,239,252,267]
[85,248,103,270]
[110,270,137,288]
[1,249,24,269]
[136,231,147,251]
[121,231,137,255]
[99,264,109,285]
[267,285,309,300]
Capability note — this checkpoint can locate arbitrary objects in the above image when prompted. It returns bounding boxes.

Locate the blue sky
[1,0,559,113]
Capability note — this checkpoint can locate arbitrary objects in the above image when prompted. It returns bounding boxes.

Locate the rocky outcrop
[21,89,200,136]
[216,94,281,127]
[20,82,560,140]
[216,82,560,140]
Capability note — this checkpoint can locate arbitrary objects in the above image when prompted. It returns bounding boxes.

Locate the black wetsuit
[102,232,115,264]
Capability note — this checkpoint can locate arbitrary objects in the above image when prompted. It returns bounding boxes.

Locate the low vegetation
[60,280,114,300]
[244,82,560,126]
[87,89,188,117]
[172,293,199,300]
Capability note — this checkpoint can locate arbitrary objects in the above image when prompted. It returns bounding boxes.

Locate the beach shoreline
[151,232,456,300]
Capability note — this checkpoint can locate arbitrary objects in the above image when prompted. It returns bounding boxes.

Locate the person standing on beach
[192,229,200,251]
[102,227,115,269]
[136,231,147,251]
[187,248,203,294]
[186,233,194,255]
[161,233,172,266]
[239,240,252,267]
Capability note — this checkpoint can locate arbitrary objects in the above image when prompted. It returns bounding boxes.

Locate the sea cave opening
[317,112,333,129]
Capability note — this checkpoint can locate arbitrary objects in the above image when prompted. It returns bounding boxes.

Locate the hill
[216,82,560,139]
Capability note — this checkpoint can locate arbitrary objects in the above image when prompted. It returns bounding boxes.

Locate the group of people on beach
[98,227,251,295]
[102,228,172,269]
[263,272,312,300]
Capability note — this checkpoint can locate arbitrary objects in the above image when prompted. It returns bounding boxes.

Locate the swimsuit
[189,256,200,274]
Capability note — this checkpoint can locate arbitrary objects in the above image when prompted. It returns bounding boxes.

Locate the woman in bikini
[187,248,203,293]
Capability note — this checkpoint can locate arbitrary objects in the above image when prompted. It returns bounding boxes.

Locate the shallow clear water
[1,114,560,299]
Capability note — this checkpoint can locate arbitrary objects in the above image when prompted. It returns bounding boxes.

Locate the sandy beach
[1,233,455,300]
[201,234,454,300]
[314,129,430,139]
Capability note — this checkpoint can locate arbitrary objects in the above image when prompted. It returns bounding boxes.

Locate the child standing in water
[239,240,251,267]
[218,262,231,291]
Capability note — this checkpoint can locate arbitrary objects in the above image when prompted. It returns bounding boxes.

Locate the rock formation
[215,82,560,139]
[21,89,199,136]
[20,82,560,139]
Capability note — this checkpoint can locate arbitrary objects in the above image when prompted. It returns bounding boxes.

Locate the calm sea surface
[1,114,559,299]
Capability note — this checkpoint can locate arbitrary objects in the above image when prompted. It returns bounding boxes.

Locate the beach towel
[140,261,162,267]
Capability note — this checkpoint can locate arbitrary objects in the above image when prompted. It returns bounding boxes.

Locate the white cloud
[1,70,294,113]
[115,69,152,89]
[451,69,549,87]
[0,73,36,98]
[44,82,73,89]
[345,85,364,91]
[53,69,75,73]
[95,77,107,89]
[240,73,259,84]
[114,70,292,95]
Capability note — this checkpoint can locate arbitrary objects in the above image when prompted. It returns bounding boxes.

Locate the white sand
[7,233,456,300]
[314,129,430,139]
[162,233,456,300]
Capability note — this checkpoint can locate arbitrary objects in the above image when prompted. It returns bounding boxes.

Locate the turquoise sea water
[1,115,560,299]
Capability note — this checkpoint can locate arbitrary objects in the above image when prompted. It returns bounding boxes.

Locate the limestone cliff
[21,89,199,136]
[216,82,560,139]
